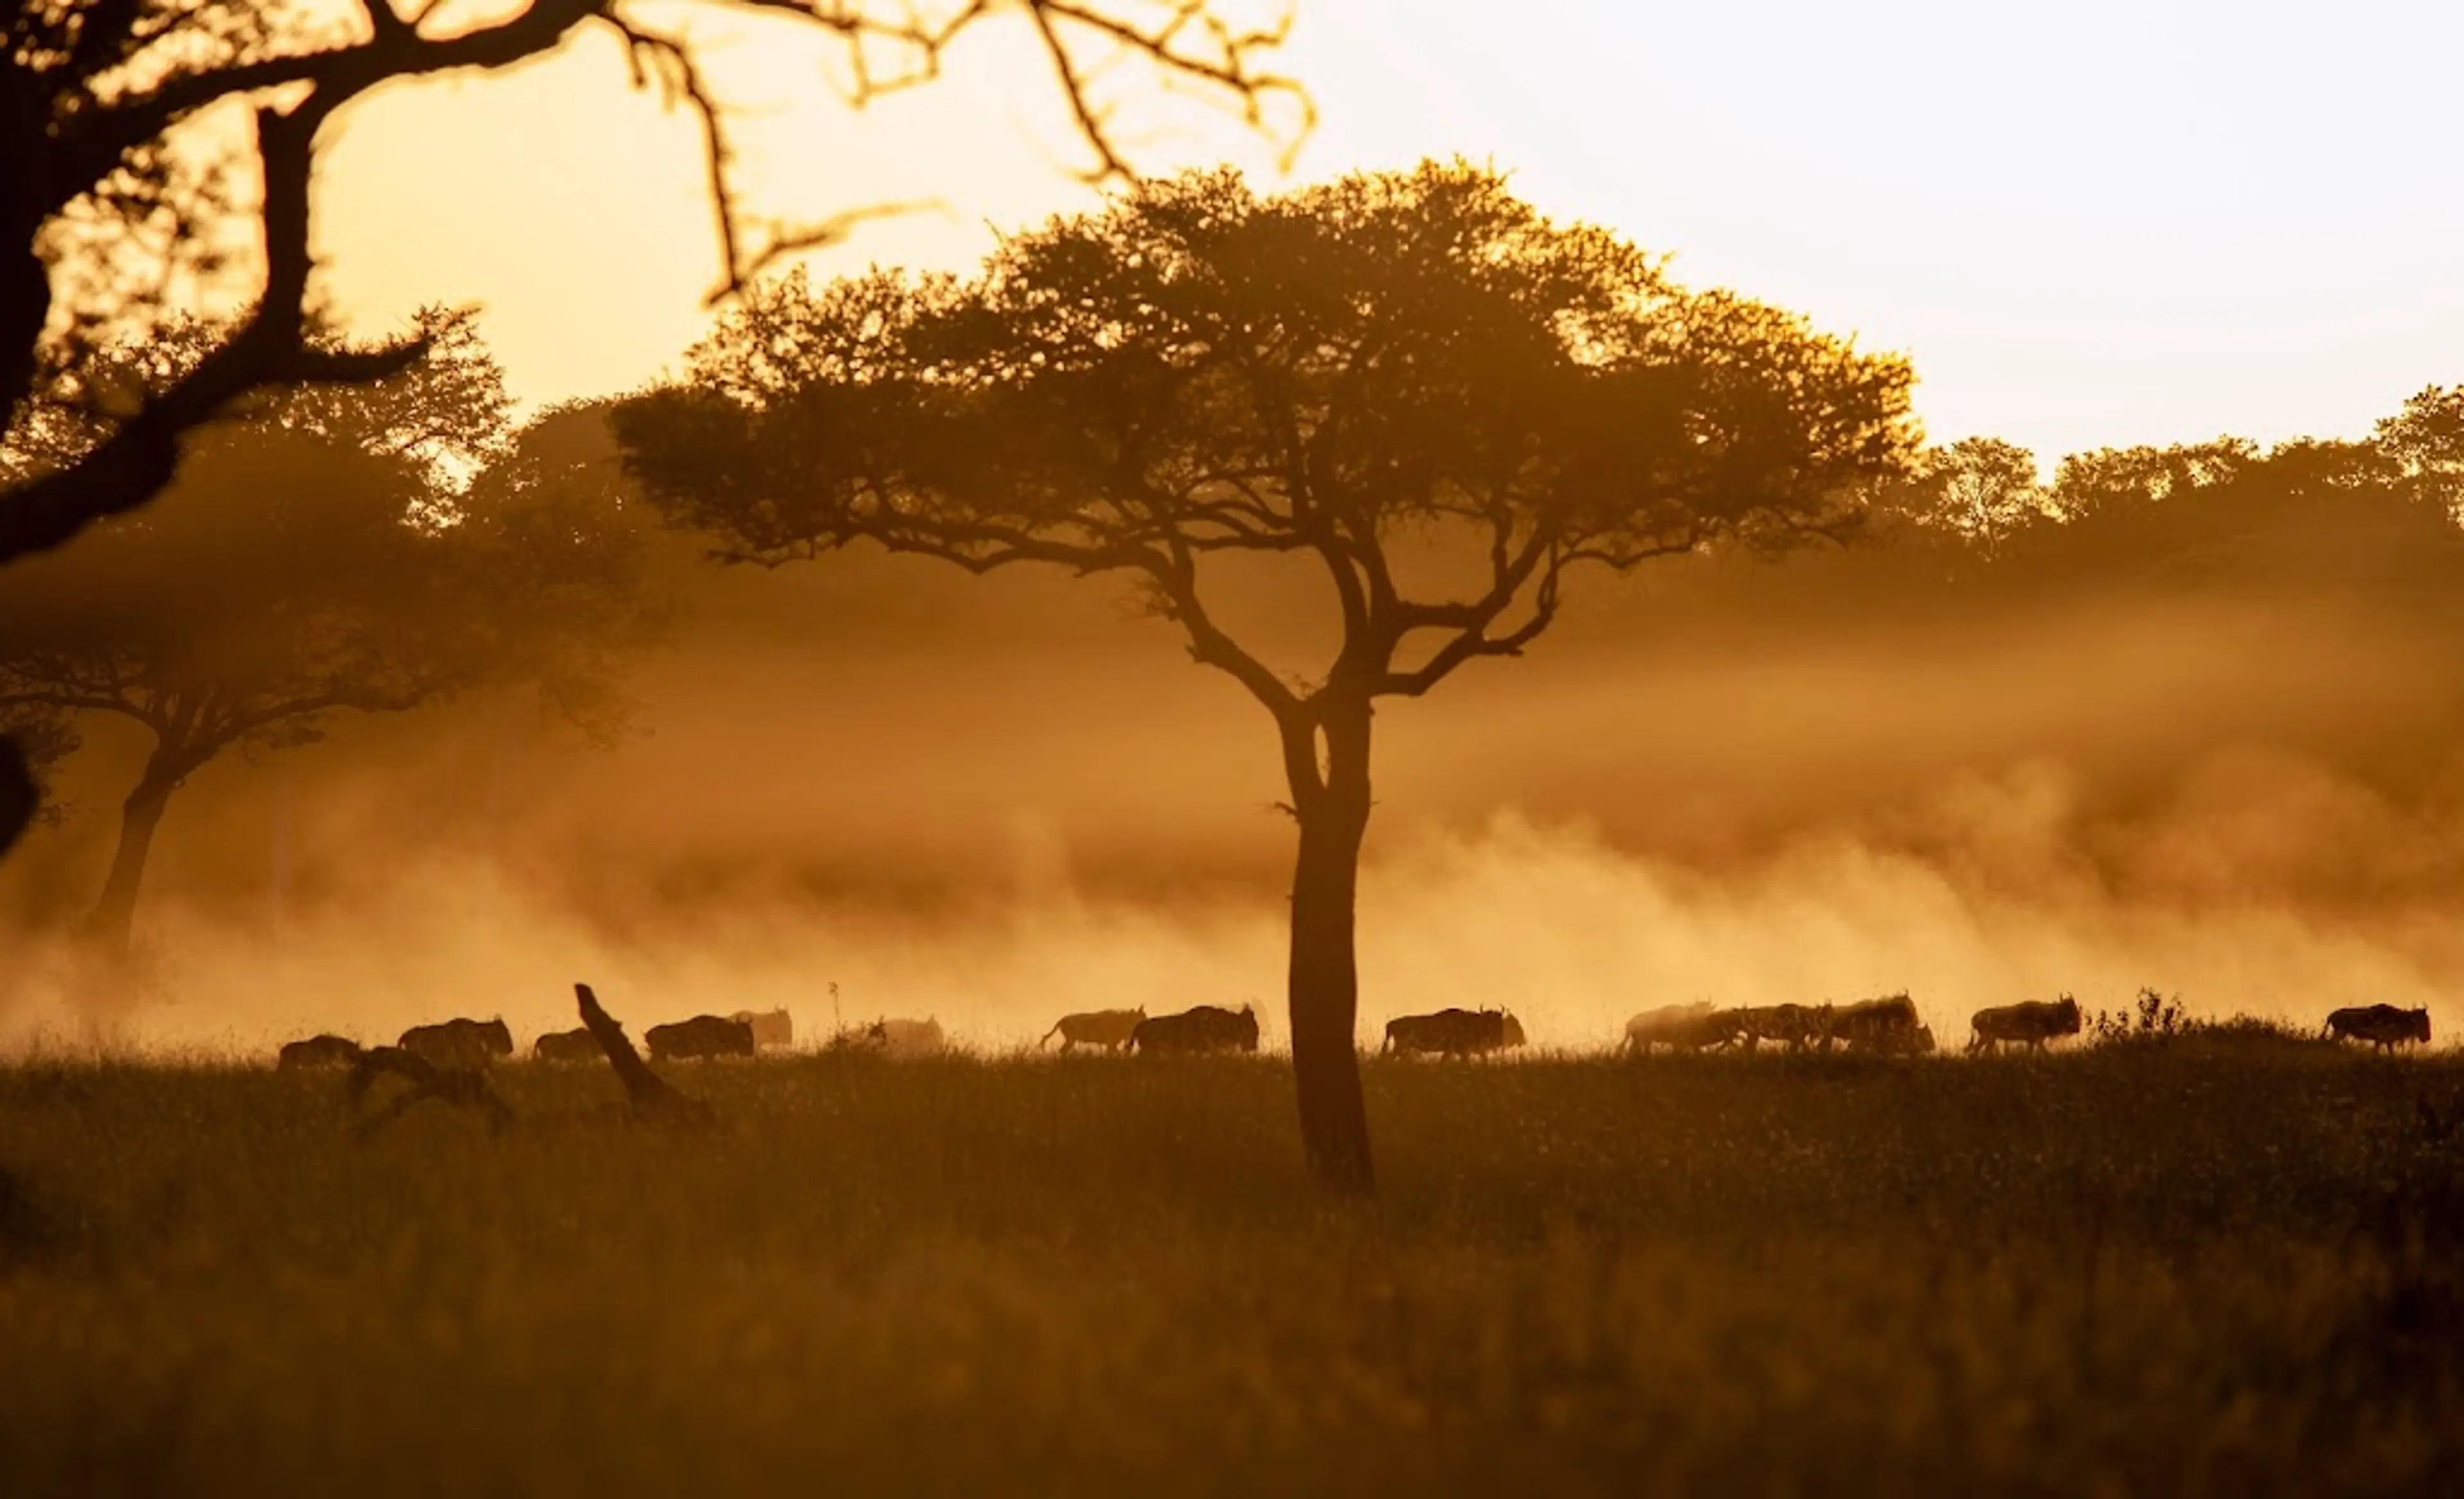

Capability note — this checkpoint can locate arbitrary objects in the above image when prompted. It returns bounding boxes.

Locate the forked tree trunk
[1285,697,1376,1195]
[83,751,182,957]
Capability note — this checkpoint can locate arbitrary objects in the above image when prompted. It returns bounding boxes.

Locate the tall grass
[3,1045,2460,1496]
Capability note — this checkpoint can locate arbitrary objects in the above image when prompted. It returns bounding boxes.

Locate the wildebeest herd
[274,993,2436,1072]
[1622,995,1938,1056]
[278,1007,807,1070]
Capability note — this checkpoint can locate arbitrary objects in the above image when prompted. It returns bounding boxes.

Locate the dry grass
[3,1042,2461,1496]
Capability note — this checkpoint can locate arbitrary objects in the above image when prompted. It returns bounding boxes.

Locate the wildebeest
[1129,1004,1260,1056]
[1041,1008,1145,1054]
[2327,1004,2432,1053]
[347,1045,514,1136]
[644,1014,757,1061]
[1622,1002,1711,1054]
[730,1009,794,1050]
[533,1027,603,1063]
[277,1034,363,1070]
[1969,997,2083,1054]
[1623,1004,1741,1055]
[1825,993,1927,1054]
[825,1020,889,1056]
[1733,1003,1825,1052]
[875,1016,946,1059]
[397,1017,513,1069]
[1382,1007,1527,1059]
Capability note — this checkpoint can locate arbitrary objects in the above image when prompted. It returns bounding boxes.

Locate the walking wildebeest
[1733,1004,1824,1052]
[1969,997,2083,1054]
[872,1016,946,1058]
[730,1009,794,1050]
[2326,1004,2431,1053]
[645,1014,757,1061]
[1128,1004,1260,1056]
[1825,994,1927,1054]
[1621,1003,1715,1054]
[1042,1008,1145,1053]
[1382,1008,1527,1059]
[277,1034,363,1070]
[533,1027,603,1063]
[1622,1004,1740,1055]
[398,1017,513,1069]
[825,1020,889,1055]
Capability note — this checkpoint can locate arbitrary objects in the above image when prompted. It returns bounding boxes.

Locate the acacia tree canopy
[618,160,1919,1190]
[1878,436,2049,555]
[0,321,663,952]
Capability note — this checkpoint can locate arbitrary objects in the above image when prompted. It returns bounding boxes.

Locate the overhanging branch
[2,93,418,565]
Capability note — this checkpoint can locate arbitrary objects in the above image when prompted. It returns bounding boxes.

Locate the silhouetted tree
[1883,437,2049,554]
[1,0,1306,565]
[0,322,661,954]
[2048,440,2261,522]
[0,0,1303,853]
[616,162,1917,1192]
[2379,386,2464,515]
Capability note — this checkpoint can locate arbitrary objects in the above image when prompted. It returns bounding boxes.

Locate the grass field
[3,1038,2461,1497]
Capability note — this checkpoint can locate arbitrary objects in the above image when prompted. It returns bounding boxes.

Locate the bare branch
[13,0,1307,572]
[361,0,417,47]
[67,1,610,191]
[0,687,147,721]
[726,200,943,304]
[1371,523,1713,698]
[1150,540,1302,719]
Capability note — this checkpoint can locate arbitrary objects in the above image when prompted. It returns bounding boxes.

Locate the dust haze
[8,507,2462,1054]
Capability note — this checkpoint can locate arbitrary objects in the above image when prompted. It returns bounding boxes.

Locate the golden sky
[314,0,2464,462]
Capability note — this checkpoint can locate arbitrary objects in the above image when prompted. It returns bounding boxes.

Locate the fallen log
[576,982,717,1130]
[345,1045,513,1140]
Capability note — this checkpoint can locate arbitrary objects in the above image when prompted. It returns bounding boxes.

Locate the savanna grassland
[4,1038,2462,1498]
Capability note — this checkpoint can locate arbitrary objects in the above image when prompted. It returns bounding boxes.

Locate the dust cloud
[2,780,2452,1056]
[7,523,2464,1056]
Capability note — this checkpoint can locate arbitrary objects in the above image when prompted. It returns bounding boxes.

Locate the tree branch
[13,0,1306,567]
[1151,540,1301,720]
[68,1,610,191]
[1,93,426,565]
[0,687,148,721]
[1370,523,1713,698]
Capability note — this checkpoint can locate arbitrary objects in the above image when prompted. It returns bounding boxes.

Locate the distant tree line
[1883,397,2464,587]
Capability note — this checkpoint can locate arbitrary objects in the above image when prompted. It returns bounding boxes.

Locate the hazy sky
[316,0,2464,463]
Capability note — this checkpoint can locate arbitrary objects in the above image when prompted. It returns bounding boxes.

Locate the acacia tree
[1881,437,2049,555]
[2377,386,2464,517]
[0,321,660,954]
[617,162,1917,1192]
[1,0,1303,852]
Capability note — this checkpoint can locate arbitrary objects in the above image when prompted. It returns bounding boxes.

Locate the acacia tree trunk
[1285,696,1376,1195]
[0,735,34,858]
[83,748,184,957]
